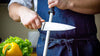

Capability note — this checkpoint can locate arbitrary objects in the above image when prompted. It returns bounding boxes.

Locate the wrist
[9,3,22,22]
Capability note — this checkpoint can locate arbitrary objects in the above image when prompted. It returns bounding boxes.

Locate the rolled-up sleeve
[8,0,33,8]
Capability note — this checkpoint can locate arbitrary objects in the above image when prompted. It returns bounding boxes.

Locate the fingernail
[41,19,45,22]
[48,6,51,8]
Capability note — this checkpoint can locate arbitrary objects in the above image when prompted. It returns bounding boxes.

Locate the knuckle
[34,15,38,19]
[48,0,50,3]
[38,25,41,28]
[24,24,28,27]
[31,27,33,29]
[55,1,59,5]
[38,24,41,28]
[23,22,30,26]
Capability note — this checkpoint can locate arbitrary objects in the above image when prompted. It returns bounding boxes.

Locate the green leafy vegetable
[0,36,33,56]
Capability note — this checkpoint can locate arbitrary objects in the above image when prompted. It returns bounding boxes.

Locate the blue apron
[36,0,100,56]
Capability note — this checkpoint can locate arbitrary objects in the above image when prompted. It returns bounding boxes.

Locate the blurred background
[0,0,40,49]
[0,0,100,46]
[0,0,30,40]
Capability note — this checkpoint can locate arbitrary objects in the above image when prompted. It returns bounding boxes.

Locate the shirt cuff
[8,0,33,9]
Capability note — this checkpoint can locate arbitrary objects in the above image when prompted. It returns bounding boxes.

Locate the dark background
[0,0,10,3]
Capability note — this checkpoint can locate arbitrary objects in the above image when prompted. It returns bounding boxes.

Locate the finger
[28,24,33,29]
[38,16,45,22]
[48,0,55,4]
[49,2,57,8]
[24,25,29,29]
[35,17,41,28]
[31,19,38,29]
[24,23,32,29]
[23,22,30,29]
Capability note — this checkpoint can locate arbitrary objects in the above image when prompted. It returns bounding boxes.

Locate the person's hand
[18,7,45,29]
[48,0,74,10]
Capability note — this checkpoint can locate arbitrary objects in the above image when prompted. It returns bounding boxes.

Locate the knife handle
[48,7,55,15]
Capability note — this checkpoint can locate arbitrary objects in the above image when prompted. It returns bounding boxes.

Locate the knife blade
[41,22,76,31]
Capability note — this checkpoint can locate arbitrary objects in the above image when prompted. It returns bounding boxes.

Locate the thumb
[40,19,45,22]
[38,16,45,22]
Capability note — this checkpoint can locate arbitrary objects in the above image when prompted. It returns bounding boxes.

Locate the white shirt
[8,0,37,11]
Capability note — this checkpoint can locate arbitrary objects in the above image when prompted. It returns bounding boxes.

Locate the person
[8,0,100,56]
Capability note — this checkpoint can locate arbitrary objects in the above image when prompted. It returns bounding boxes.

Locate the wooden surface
[31,52,37,56]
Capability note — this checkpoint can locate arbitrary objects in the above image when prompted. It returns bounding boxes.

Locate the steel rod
[43,13,53,56]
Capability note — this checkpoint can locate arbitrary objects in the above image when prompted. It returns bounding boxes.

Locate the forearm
[9,3,22,22]
[9,2,44,29]
[69,0,100,14]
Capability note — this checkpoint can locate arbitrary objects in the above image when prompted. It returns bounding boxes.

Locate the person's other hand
[18,7,45,29]
[48,0,74,10]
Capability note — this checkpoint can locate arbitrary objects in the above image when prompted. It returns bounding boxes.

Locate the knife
[41,22,76,31]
